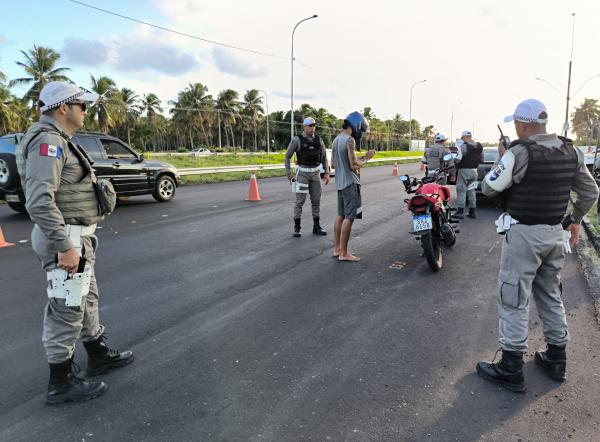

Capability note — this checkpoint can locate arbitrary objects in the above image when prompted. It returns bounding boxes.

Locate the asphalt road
[1,164,599,442]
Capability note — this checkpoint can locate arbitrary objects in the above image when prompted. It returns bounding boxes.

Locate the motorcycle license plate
[413,214,432,231]
[5,194,20,202]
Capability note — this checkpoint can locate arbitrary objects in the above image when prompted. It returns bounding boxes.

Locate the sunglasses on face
[67,102,87,112]
[307,124,316,127]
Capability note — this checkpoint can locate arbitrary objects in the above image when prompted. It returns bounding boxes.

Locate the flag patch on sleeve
[39,143,62,159]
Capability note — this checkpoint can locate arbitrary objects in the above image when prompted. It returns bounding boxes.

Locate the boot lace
[99,334,121,357]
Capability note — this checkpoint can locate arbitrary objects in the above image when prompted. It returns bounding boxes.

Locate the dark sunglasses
[67,102,87,112]
[307,124,316,127]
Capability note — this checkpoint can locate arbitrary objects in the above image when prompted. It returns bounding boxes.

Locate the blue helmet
[345,111,369,143]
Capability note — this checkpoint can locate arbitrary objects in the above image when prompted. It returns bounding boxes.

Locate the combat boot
[293,218,301,237]
[535,344,566,381]
[46,358,107,404]
[476,349,526,393]
[84,334,134,377]
[312,217,327,236]
[453,208,464,219]
[467,208,477,219]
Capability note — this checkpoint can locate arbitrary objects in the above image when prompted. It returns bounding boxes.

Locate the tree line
[1,45,597,151]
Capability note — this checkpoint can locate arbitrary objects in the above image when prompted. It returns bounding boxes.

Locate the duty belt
[296,165,323,173]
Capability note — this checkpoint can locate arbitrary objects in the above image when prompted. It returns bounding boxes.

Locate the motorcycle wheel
[421,231,443,272]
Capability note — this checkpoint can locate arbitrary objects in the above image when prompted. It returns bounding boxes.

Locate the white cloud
[62,38,110,66]
[115,39,198,75]
[212,47,267,78]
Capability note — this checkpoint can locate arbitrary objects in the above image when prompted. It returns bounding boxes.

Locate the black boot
[453,208,464,219]
[535,344,566,381]
[84,334,134,377]
[293,218,301,237]
[476,349,526,393]
[312,217,327,236]
[46,358,107,404]
[467,208,477,219]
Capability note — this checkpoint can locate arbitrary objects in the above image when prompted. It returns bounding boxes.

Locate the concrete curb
[576,217,600,327]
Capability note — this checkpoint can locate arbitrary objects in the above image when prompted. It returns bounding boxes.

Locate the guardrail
[178,156,422,176]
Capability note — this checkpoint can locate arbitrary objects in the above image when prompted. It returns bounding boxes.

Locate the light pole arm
[291,14,318,141]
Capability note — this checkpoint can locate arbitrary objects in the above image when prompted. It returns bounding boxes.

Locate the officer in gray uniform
[476,99,598,392]
[16,81,134,404]
[454,130,483,219]
[285,117,330,237]
[422,133,455,184]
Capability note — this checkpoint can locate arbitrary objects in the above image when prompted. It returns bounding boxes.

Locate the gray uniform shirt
[332,133,360,190]
[17,115,84,252]
[284,134,328,174]
[482,133,598,223]
[423,143,455,170]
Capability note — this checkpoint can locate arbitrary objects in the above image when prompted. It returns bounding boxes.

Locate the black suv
[0,132,181,213]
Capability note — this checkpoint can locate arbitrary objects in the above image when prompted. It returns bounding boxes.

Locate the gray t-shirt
[332,133,360,190]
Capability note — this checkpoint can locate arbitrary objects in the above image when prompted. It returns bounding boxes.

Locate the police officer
[454,130,483,219]
[476,99,598,392]
[17,81,134,404]
[422,133,455,184]
[285,117,330,237]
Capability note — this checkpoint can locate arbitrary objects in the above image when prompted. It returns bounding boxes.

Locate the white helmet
[434,133,447,142]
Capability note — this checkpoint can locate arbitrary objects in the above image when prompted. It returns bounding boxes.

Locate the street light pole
[408,79,427,151]
[291,14,318,141]
[258,90,270,153]
[217,109,222,150]
[563,12,576,136]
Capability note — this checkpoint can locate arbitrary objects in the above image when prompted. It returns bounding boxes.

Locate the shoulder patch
[39,143,63,159]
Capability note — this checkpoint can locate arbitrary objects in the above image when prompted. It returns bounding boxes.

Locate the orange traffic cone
[0,226,15,248]
[392,162,399,176]
[419,163,425,171]
[246,173,261,201]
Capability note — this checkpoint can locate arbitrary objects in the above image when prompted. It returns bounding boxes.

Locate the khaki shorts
[337,184,362,220]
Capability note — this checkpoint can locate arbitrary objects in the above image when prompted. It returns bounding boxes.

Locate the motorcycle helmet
[434,133,447,143]
[345,111,369,143]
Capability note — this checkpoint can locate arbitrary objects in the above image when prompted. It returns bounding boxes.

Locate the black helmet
[345,111,369,143]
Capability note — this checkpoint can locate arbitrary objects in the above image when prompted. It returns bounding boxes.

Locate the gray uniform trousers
[456,168,478,209]
[32,225,103,364]
[294,170,322,219]
[498,223,569,352]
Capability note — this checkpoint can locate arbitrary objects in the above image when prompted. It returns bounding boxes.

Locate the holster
[47,266,92,307]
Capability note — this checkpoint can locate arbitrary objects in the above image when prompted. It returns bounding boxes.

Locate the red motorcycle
[400,161,459,272]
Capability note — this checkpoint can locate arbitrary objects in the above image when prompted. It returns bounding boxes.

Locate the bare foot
[338,254,360,262]
[332,249,340,257]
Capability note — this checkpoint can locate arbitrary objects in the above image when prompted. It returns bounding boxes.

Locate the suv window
[0,136,17,154]
[101,139,136,159]
[73,136,104,160]
[484,151,499,162]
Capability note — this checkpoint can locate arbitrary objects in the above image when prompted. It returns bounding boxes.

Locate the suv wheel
[0,154,19,189]
[153,175,176,202]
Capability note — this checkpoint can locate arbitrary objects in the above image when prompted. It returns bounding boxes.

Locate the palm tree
[0,84,21,133]
[216,89,240,148]
[242,89,263,151]
[9,45,70,108]
[174,83,213,147]
[571,98,600,144]
[141,93,163,123]
[120,88,140,145]
[88,75,124,133]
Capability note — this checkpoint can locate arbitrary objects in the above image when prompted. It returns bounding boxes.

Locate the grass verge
[180,157,420,185]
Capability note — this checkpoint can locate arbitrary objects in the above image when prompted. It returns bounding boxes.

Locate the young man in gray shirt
[331,117,375,262]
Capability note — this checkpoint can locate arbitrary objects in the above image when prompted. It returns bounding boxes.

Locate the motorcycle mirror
[400,175,409,182]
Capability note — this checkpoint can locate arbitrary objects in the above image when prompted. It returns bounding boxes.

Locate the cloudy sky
[1,0,600,142]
